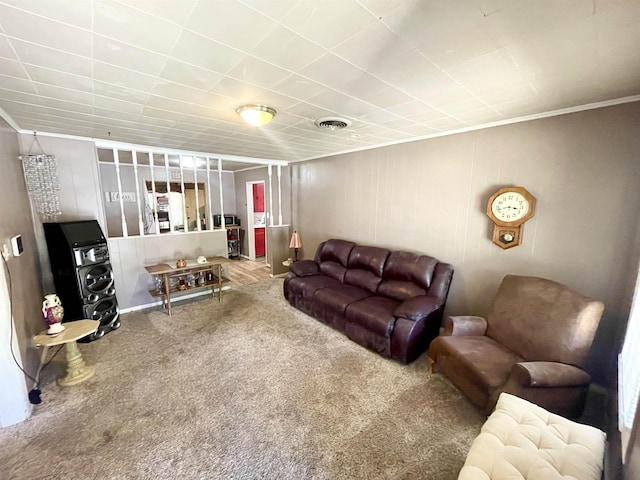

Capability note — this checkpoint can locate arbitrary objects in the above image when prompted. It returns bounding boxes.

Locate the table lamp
[289,231,302,262]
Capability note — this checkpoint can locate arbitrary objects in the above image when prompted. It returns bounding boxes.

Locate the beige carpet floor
[0,278,484,480]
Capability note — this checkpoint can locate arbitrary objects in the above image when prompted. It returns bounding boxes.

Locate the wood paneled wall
[292,101,640,387]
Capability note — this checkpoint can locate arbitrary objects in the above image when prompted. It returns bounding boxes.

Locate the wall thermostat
[11,235,23,257]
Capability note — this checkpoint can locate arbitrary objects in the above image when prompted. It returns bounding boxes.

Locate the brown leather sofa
[283,239,454,364]
[428,274,605,419]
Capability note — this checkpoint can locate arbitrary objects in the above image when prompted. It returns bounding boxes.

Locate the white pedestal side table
[33,319,100,386]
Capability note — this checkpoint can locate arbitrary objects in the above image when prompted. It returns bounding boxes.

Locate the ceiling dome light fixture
[236,104,277,127]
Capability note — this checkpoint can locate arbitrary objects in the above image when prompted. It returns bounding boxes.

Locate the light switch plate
[10,235,23,256]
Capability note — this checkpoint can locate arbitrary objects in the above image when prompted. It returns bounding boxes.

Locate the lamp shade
[289,231,302,249]
[236,104,276,127]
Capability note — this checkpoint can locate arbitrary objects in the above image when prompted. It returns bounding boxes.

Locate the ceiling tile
[186,1,277,52]
[35,83,94,104]
[251,26,325,71]
[384,1,509,68]
[0,58,27,79]
[145,95,194,113]
[356,0,421,19]
[150,80,208,105]
[159,59,224,91]
[395,71,474,107]
[170,30,245,75]
[0,35,17,60]
[356,86,414,109]
[280,102,335,120]
[249,91,299,111]
[424,116,468,131]
[36,96,95,114]
[94,0,183,55]
[93,80,150,104]
[23,65,94,93]
[93,61,158,92]
[0,77,38,94]
[9,39,92,77]
[453,108,504,124]
[209,77,265,104]
[484,0,595,45]
[94,97,145,115]
[122,0,198,25]
[272,74,328,101]
[299,53,372,93]
[0,4,92,56]
[281,1,376,49]
[0,0,93,29]
[386,101,441,118]
[228,56,292,89]
[93,34,167,76]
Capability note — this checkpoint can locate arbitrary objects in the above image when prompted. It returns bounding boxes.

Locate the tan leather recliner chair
[428,274,604,419]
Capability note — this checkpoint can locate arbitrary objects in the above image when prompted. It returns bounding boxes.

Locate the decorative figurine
[42,293,65,335]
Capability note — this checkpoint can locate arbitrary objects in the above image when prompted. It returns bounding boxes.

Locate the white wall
[0,122,43,426]
[108,230,227,310]
[292,102,640,386]
[17,135,233,311]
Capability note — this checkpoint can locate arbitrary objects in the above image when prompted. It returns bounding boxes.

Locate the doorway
[245,181,267,263]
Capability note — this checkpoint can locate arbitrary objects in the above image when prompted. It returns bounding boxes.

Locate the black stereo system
[43,220,120,341]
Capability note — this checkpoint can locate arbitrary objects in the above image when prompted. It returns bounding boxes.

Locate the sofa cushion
[287,275,340,300]
[289,259,320,277]
[313,285,372,315]
[319,261,348,282]
[378,252,437,301]
[378,280,426,302]
[343,245,389,293]
[431,336,524,397]
[316,239,355,266]
[458,393,606,480]
[345,296,400,337]
[347,246,390,276]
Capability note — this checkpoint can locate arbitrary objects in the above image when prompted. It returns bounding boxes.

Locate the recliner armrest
[289,260,320,277]
[442,316,487,336]
[394,296,441,321]
[511,361,591,387]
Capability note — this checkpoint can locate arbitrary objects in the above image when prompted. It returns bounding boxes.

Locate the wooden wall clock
[486,186,536,249]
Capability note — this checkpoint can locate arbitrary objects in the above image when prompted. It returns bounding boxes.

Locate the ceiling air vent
[315,117,351,130]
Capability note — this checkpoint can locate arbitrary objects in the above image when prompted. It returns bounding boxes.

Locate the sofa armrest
[394,296,441,321]
[511,361,591,388]
[289,259,320,277]
[441,316,487,336]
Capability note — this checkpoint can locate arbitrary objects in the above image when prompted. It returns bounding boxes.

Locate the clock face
[491,192,529,222]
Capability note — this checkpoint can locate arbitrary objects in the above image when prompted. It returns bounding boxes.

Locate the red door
[253,183,265,212]
[255,227,265,256]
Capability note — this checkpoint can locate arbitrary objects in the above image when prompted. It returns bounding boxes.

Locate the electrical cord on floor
[1,251,62,404]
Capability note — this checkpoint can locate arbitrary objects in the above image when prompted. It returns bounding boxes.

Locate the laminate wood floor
[226,258,270,286]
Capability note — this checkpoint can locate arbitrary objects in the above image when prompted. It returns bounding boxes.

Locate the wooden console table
[145,257,230,316]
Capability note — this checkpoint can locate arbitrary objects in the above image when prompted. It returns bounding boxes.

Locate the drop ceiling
[0,0,639,162]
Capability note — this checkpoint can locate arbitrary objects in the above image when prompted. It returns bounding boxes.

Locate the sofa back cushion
[378,252,438,301]
[487,275,605,366]
[314,239,356,283]
[344,246,390,294]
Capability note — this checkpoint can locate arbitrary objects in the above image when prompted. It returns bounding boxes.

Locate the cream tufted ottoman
[459,392,606,480]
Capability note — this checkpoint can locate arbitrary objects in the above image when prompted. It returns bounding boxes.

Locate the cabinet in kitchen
[255,227,265,256]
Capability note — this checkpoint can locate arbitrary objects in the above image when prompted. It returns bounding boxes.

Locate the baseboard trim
[119,286,231,314]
